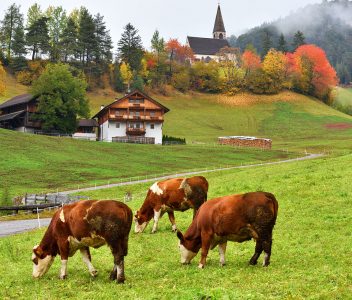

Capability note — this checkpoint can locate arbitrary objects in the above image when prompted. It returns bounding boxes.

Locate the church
[187,4,229,62]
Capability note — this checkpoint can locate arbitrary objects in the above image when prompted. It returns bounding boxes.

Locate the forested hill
[233,0,352,84]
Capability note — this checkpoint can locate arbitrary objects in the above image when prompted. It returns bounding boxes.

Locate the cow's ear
[33,246,45,259]
[176,230,185,242]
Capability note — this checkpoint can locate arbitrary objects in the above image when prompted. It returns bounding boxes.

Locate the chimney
[100,105,104,110]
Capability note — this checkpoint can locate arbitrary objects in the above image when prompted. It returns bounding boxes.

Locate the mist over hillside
[233,0,352,84]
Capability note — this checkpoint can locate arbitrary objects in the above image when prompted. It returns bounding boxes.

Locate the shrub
[171,70,190,92]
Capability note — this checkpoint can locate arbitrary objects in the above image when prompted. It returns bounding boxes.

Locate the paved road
[0,218,51,238]
[0,153,323,237]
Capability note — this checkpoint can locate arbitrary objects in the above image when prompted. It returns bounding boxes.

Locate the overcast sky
[1,0,322,50]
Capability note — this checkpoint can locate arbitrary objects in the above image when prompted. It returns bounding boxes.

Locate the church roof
[213,5,226,33]
[187,36,229,55]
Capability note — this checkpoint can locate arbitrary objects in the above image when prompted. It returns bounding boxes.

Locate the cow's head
[134,210,149,233]
[177,230,197,264]
[32,245,55,278]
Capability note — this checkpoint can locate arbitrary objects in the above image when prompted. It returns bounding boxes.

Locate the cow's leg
[80,247,98,277]
[199,233,212,269]
[249,239,263,266]
[151,209,161,233]
[167,211,177,232]
[110,237,128,283]
[218,242,227,267]
[58,240,69,279]
[262,239,272,267]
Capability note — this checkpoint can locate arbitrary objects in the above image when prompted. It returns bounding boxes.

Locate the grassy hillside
[336,87,352,106]
[0,128,292,199]
[1,153,351,299]
[0,71,28,103]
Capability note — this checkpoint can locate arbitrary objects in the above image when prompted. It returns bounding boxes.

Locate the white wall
[108,121,127,141]
[145,123,162,144]
[100,121,110,141]
[15,127,35,133]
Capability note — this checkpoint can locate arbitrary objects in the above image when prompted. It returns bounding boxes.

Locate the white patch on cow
[67,235,105,256]
[198,263,204,269]
[263,253,269,266]
[80,249,97,277]
[218,243,227,266]
[59,259,68,279]
[150,182,163,195]
[32,253,54,278]
[151,209,161,233]
[117,264,123,278]
[134,221,149,233]
[172,224,177,232]
[59,209,65,223]
[179,242,197,264]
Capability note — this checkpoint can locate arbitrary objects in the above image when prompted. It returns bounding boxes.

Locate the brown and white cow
[134,176,209,233]
[32,200,132,283]
[177,192,278,268]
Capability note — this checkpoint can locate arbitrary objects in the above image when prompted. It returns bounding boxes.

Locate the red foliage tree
[242,50,261,72]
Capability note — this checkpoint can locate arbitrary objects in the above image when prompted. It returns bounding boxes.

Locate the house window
[135,111,140,117]
[116,123,120,128]
[150,111,155,117]
[150,124,155,129]
[115,110,120,116]
[136,123,141,129]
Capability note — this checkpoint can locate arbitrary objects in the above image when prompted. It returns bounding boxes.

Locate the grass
[0,71,28,103]
[335,87,352,107]
[1,153,351,299]
[0,128,294,199]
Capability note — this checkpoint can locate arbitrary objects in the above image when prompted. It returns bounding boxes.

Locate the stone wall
[218,136,272,149]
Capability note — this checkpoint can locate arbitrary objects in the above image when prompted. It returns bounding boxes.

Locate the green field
[336,87,352,107]
[1,153,351,299]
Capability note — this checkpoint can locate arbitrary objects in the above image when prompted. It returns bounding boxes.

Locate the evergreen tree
[46,6,67,62]
[112,61,124,92]
[26,17,50,60]
[12,22,26,57]
[93,13,113,64]
[292,31,306,51]
[118,23,143,72]
[262,30,272,57]
[26,3,42,28]
[277,33,287,53]
[78,7,96,64]
[0,4,24,60]
[60,17,78,62]
[151,30,166,87]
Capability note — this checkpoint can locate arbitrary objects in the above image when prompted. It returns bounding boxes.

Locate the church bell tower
[213,4,226,39]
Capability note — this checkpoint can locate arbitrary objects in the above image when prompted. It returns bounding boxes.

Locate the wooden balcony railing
[126,128,146,136]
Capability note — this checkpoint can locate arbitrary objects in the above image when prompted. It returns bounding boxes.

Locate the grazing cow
[134,176,209,233]
[177,192,278,268]
[32,200,132,283]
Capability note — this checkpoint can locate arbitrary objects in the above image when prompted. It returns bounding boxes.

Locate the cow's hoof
[90,270,98,277]
[198,263,204,269]
[59,275,67,280]
[262,262,270,267]
[117,277,125,284]
[249,259,258,266]
[109,272,117,281]
[220,262,226,267]
[172,225,177,232]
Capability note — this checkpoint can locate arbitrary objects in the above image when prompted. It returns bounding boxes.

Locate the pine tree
[93,13,113,64]
[78,7,96,64]
[118,23,143,72]
[277,33,287,53]
[60,17,78,62]
[26,3,42,28]
[262,30,272,57]
[112,61,124,92]
[0,4,24,60]
[26,17,50,60]
[292,31,306,51]
[12,23,26,57]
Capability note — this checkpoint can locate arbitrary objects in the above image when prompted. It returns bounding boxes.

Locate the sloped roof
[0,94,35,110]
[92,90,170,119]
[187,36,229,55]
[0,110,25,122]
[213,5,226,33]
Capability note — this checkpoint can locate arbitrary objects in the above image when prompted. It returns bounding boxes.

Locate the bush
[171,70,190,92]
[162,135,186,145]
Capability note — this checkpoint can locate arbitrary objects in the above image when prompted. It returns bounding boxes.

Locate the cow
[31,200,132,283]
[177,192,278,269]
[134,176,209,234]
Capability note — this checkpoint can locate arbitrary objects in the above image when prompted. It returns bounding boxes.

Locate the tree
[112,62,124,92]
[277,33,287,53]
[262,30,272,57]
[60,17,78,62]
[217,46,242,90]
[120,62,133,91]
[0,61,6,95]
[150,30,167,86]
[262,49,287,93]
[26,17,50,60]
[46,6,67,62]
[93,13,113,64]
[31,63,89,133]
[242,50,261,72]
[78,7,96,64]
[117,23,143,72]
[292,31,306,51]
[0,4,24,60]
[190,61,221,93]
[165,39,181,78]
[26,3,42,28]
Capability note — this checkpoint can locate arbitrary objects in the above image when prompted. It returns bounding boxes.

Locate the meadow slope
[1,153,351,299]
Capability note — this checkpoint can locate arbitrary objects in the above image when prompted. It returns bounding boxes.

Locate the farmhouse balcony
[126,128,146,136]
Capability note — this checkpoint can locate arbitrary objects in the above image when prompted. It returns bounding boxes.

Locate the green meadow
[336,87,352,107]
[1,153,351,299]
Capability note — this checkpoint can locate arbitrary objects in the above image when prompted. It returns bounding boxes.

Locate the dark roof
[92,90,170,119]
[187,36,229,55]
[77,119,98,127]
[0,110,25,122]
[0,94,35,110]
[213,5,226,33]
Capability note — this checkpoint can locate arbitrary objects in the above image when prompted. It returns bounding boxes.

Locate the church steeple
[213,4,226,39]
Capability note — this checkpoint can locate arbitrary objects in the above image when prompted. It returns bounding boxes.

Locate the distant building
[187,4,229,62]
[92,90,169,144]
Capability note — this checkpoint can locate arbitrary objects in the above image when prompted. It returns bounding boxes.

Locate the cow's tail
[264,192,278,225]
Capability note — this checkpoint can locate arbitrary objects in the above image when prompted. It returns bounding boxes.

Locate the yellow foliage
[120,62,133,87]
[0,62,5,96]
[262,49,287,93]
